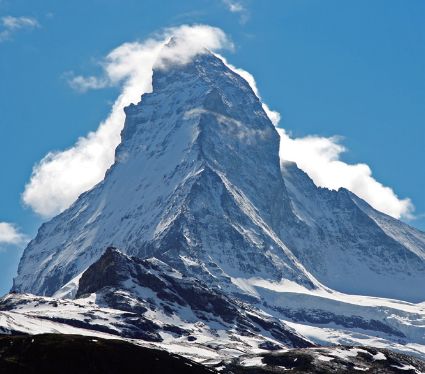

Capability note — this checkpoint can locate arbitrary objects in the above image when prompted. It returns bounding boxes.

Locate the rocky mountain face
[5,48,425,368]
[280,161,425,301]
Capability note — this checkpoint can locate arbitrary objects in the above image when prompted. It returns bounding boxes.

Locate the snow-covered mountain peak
[5,47,425,365]
[13,51,310,297]
[12,48,425,304]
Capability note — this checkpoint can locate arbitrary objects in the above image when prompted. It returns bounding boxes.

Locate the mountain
[5,47,425,366]
[13,50,317,297]
[13,49,425,302]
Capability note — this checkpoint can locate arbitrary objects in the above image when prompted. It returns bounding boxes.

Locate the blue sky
[0,0,424,295]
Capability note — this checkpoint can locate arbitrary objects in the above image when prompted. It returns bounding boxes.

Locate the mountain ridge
[280,161,425,301]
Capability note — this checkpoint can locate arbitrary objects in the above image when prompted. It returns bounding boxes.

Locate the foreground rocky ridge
[0,334,424,374]
[226,346,425,373]
[76,247,311,349]
[1,247,424,363]
[0,334,214,374]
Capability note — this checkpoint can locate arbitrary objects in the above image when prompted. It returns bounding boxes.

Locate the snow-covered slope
[280,161,425,302]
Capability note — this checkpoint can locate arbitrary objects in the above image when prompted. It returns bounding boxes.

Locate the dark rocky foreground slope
[225,346,425,373]
[0,334,424,374]
[0,334,214,374]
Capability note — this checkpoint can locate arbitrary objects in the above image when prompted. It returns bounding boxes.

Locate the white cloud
[0,16,39,42]
[222,0,249,23]
[23,24,233,217]
[277,128,414,219]
[22,23,414,222]
[67,75,110,93]
[0,222,26,245]
[2,16,38,29]
[222,0,245,13]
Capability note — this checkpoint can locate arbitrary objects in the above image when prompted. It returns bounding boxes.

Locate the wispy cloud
[0,222,27,246]
[67,74,110,93]
[0,15,39,42]
[222,0,249,23]
[222,0,244,13]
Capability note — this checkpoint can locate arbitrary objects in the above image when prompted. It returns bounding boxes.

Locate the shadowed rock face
[76,247,312,349]
[280,161,425,302]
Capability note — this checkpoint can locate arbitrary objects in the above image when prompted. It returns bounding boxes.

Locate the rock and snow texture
[281,161,425,302]
[225,346,425,373]
[1,248,311,353]
[8,47,425,362]
[2,248,425,362]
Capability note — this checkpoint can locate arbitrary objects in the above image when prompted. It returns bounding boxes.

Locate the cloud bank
[0,222,26,245]
[277,129,414,219]
[0,16,39,42]
[22,24,414,221]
